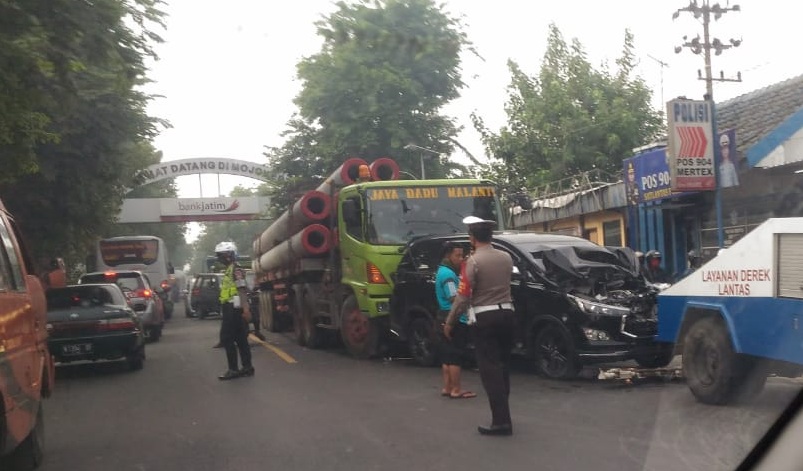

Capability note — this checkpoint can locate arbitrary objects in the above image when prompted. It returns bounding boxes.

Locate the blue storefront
[624,146,700,278]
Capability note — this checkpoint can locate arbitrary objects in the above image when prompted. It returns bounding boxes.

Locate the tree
[473,25,662,198]
[0,0,169,272]
[265,0,472,213]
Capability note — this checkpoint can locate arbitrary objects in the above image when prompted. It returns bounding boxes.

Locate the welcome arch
[120,158,272,223]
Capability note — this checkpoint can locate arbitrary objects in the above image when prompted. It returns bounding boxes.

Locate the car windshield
[3,1,802,470]
[366,185,500,244]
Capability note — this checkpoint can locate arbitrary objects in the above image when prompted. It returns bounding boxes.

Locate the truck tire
[290,291,307,347]
[340,295,379,359]
[408,315,438,367]
[8,401,44,470]
[682,316,764,405]
[297,286,325,349]
[261,292,280,333]
[531,323,581,379]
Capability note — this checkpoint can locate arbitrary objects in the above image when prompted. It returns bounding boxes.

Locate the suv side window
[0,213,25,291]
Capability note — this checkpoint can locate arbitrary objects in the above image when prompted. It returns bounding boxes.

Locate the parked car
[45,284,146,371]
[188,273,222,319]
[0,197,54,469]
[390,232,670,379]
[78,270,165,341]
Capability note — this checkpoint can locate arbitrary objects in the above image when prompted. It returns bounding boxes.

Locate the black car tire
[340,294,379,359]
[8,401,44,470]
[408,315,438,367]
[145,326,161,342]
[127,347,145,371]
[532,323,581,379]
[682,316,765,405]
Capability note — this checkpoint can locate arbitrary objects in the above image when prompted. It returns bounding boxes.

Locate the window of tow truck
[365,185,501,245]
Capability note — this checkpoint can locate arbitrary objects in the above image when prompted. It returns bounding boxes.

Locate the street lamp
[404,143,441,179]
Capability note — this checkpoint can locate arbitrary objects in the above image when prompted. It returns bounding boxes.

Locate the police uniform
[446,217,514,435]
[219,260,253,379]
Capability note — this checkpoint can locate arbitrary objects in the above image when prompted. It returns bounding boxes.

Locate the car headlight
[568,295,630,316]
[583,328,611,341]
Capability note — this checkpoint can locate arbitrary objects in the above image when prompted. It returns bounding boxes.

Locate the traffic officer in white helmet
[215,241,254,380]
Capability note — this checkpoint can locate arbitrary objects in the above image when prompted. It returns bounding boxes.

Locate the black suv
[188,273,222,319]
[390,232,671,379]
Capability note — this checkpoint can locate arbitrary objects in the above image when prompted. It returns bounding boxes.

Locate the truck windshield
[365,185,500,245]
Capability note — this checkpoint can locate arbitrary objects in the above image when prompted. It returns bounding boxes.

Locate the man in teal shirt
[435,241,475,399]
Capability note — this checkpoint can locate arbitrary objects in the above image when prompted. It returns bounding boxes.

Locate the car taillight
[137,289,152,299]
[366,263,387,284]
[96,318,137,332]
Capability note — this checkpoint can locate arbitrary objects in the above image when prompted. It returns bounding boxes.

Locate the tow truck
[603,218,803,403]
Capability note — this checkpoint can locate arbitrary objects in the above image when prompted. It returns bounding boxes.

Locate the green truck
[252,158,503,357]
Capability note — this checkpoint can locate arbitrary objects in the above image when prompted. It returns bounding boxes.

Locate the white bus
[94,235,172,292]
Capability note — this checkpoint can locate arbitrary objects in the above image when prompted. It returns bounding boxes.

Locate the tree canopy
[264,0,472,213]
[0,0,179,273]
[473,24,662,199]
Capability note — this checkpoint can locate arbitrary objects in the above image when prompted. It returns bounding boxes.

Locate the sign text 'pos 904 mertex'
[666,99,715,192]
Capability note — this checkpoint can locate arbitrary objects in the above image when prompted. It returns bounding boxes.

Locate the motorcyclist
[644,250,672,284]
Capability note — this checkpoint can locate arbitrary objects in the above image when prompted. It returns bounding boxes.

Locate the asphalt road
[38,302,801,471]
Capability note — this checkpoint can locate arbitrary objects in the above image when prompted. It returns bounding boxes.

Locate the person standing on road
[215,242,255,380]
[43,257,67,290]
[435,241,475,400]
[444,216,515,436]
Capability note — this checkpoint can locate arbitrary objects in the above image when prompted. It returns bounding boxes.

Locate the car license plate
[62,343,93,355]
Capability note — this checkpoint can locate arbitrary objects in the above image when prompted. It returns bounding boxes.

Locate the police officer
[215,242,255,380]
[444,216,515,436]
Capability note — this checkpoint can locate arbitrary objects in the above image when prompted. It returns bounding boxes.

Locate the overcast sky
[142,0,802,239]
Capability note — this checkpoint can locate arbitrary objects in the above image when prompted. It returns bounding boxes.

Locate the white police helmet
[214,241,238,256]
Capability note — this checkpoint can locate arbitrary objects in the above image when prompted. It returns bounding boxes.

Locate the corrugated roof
[717,74,803,154]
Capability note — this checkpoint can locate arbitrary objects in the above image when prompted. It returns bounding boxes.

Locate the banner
[623,148,690,204]
[667,99,715,192]
[717,128,739,188]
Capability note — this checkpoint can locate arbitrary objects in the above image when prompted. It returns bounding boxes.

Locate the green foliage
[473,25,662,198]
[0,0,169,273]
[266,0,471,213]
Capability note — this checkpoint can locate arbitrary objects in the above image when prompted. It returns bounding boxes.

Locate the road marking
[249,334,297,364]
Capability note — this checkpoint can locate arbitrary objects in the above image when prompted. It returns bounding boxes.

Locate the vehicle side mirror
[511,265,524,281]
[342,200,360,226]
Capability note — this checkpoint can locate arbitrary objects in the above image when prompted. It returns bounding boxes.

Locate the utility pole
[404,143,442,180]
[673,1,743,99]
[673,0,742,249]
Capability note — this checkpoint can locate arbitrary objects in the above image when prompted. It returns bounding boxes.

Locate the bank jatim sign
[666,99,715,192]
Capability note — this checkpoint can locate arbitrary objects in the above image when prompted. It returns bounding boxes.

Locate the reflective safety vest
[219,264,239,303]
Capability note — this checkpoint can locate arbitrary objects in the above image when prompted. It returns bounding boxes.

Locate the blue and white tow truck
[657,218,803,404]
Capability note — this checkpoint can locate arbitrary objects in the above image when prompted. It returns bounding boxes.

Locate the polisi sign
[666,99,715,192]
